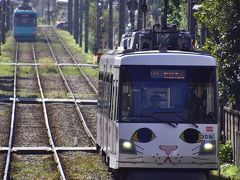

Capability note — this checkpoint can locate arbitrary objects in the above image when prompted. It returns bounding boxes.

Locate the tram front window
[120,66,217,123]
[15,14,36,27]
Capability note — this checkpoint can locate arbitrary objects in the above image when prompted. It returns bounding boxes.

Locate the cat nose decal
[159,145,178,155]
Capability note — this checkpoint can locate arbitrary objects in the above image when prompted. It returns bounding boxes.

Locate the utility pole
[127,0,138,30]
[74,0,79,43]
[68,0,73,34]
[47,0,50,25]
[137,0,143,30]
[0,4,2,56]
[188,0,197,43]
[162,0,169,28]
[84,0,89,53]
[79,0,83,47]
[6,0,10,32]
[1,0,6,44]
[94,0,103,55]
[118,0,126,44]
[108,0,113,49]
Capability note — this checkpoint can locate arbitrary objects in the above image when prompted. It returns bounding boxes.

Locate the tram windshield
[120,66,217,123]
[14,14,36,27]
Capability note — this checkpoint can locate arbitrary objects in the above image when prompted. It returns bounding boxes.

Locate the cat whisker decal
[193,157,210,161]
[192,151,200,155]
[135,144,144,150]
[125,156,143,159]
[136,150,144,154]
[192,145,201,151]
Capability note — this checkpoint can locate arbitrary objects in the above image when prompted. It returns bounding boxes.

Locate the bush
[219,141,233,163]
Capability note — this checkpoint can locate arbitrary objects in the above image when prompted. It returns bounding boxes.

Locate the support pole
[74,0,79,43]
[84,0,89,53]
[108,0,113,49]
[79,0,83,47]
[118,0,126,44]
[68,0,73,34]
[137,0,143,30]
[1,0,6,45]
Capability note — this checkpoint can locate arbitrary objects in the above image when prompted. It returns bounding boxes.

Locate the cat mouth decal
[159,145,178,165]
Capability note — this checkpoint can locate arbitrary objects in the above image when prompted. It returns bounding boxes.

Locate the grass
[10,156,60,179]
[69,153,111,180]
[0,66,14,77]
[38,57,58,74]
[0,35,15,63]
[18,66,35,77]
[81,66,99,78]
[61,66,80,75]
[57,30,96,64]
[210,164,240,179]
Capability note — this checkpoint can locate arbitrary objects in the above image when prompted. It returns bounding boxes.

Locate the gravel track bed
[59,151,113,180]
[17,66,40,98]
[47,103,93,147]
[40,74,69,98]
[0,103,12,146]
[0,154,6,178]
[79,105,97,139]
[35,34,55,63]
[13,104,49,147]
[18,43,33,63]
[44,29,73,64]
[65,75,97,99]
[10,154,59,179]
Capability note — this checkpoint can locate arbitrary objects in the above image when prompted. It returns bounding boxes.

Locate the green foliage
[0,36,15,63]
[0,66,14,77]
[39,57,58,74]
[221,163,240,179]
[18,66,35,78]
[219,141,233,163]
[62,66,80,75]
[195,0,240,108]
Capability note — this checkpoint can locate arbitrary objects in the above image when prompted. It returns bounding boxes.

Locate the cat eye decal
[180,128,201,144]
[131,128,156,143]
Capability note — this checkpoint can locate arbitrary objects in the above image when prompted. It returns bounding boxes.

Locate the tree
[195,0,240,109]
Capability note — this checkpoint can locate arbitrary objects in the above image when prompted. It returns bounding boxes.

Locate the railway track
[0,26,111,179]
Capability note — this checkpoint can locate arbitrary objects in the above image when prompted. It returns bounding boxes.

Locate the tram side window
[97,72,104,112]
[99,72,113,119]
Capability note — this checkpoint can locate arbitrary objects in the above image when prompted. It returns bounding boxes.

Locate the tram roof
[100,50,217,68]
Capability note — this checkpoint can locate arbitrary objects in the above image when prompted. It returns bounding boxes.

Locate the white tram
[96,25,219,173]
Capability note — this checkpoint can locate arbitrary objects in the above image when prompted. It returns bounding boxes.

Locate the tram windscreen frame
[14,13,36,27]
[119,65,217,124]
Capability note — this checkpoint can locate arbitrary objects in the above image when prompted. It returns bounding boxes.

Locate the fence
[221,107,240,165]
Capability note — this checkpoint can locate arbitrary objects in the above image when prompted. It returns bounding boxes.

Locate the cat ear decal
[180,128,202,144]
[131,128,156,143]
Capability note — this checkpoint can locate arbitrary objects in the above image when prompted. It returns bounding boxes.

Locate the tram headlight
[199,140,216,155]
[120,139,136,154]
[204,142,214,151]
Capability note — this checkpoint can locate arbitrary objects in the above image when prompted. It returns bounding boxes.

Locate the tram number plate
[201,133,215,140]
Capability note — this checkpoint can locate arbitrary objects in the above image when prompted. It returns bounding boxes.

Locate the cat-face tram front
[97,51,219,171]
[96,25,219,172]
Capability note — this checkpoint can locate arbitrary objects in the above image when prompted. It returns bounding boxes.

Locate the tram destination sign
[151,69,186,80]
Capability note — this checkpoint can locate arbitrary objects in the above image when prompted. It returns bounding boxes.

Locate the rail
[3,42,18,180]
[32,43,67,179]
[42,29,96,145]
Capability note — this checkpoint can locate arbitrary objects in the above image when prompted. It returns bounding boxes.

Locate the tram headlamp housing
[120,139,136,154]
[199,140,216,155]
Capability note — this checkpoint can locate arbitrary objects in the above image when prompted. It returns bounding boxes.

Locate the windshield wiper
[172,113,198,128]
[128,115,176,128]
